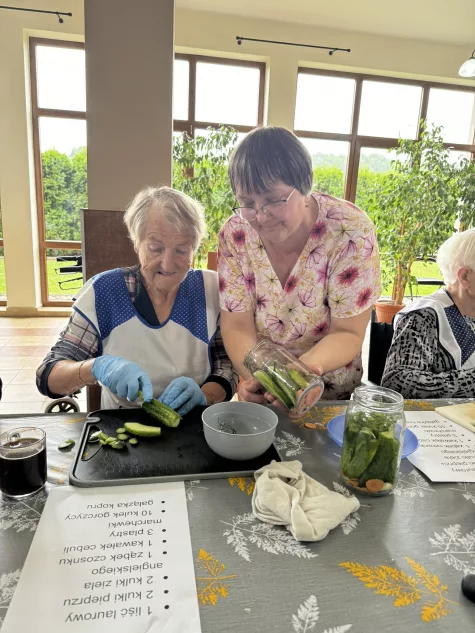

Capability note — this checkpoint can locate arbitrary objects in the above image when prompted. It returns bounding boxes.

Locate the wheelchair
[44,254,83,414]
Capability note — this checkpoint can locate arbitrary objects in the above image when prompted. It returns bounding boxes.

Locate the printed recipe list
[406,411,475,483]
[2,482,202,633]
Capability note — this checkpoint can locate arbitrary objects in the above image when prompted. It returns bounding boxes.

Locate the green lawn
[381,260,444,298]
[0,257,83,300]
[46,257,83,299]
[0,256,444,302]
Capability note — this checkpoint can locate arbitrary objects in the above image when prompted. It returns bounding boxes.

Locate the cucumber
[253,370,292,408]
[110,440,126,450]
[288,369,308,389]
[139,390,181,428]
[124,422,162,438]
[359,431,400,486]
[270,367,297,407]
[344,428,378,479]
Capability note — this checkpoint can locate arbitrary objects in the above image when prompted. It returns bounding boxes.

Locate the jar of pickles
[244,340,324,415]
[340,386,406,496]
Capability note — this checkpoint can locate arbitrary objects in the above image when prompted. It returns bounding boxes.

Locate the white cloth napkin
[251,460,360,542]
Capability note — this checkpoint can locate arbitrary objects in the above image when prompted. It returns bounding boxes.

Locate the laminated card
[2,482,201,633]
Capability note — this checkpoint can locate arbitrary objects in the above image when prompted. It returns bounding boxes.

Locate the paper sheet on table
[406,411,475,483]
[1,482,201,633]
[435,402,475,433]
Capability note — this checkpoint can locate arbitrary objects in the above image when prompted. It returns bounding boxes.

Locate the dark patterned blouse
[382,308,475,399]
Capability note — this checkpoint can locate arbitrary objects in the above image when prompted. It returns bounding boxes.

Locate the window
[358,81,422,139]
[300,138,350,199]
[355,147,400,210]
[295,74,355,134]
[427,88,475,145]
[173,59,190,121]
[30,39,86,305]
[173,54,265,137]
[29,43,265,305]
[294,68,475,204]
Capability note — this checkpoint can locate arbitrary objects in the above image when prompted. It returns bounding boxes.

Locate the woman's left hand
[159,377,206,416]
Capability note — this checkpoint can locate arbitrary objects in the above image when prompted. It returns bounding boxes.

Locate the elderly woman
[37,186,237,412]
[218,126,381,402]
[382,229,475,399]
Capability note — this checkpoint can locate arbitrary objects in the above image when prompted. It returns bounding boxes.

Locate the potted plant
[366,123,459,323]
[173,126,238,267]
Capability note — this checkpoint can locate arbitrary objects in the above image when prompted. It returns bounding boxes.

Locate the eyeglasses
[233,188,296,222]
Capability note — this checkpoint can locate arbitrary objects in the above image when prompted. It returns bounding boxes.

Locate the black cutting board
[69,406,281,487]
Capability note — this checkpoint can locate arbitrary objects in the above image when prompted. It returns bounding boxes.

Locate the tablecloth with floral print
[0,401,474,632]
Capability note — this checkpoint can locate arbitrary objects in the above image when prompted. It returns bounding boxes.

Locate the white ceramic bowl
[202,402,278,461]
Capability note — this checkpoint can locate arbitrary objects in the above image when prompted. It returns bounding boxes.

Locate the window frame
[0,234,4,306]
[30,37,85,307]
[294,68,475,202]
[173,53,266,137]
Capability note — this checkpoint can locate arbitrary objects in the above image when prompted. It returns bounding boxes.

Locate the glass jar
[0,427,47,498]
[244,339,324,415]
[340,386,406,496]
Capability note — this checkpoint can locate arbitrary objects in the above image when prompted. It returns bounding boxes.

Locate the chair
[82,208,139,412]
[409,256,444,300]
[367,309,394,386]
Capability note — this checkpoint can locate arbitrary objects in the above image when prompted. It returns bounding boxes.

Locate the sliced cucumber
[124,422,162,438]
[110,440,126,450]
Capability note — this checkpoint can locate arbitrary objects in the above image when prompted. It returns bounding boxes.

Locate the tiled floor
[0,317,372,415]
[0,317,86,415]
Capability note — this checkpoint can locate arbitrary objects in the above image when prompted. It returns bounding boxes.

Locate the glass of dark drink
[0,427,47,498]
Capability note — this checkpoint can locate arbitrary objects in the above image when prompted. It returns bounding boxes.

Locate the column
[85,0,174,210]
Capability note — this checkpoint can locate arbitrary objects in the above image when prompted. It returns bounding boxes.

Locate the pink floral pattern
[218,192,382,398]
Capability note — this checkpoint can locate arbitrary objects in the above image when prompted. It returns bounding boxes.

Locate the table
[1,401,474,632]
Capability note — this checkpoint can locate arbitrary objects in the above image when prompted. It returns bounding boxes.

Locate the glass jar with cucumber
[340,386,406,496]
[244,340,324,415]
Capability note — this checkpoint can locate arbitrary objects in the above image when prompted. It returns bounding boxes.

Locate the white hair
[436,229,475,286]
[124,186,206,252]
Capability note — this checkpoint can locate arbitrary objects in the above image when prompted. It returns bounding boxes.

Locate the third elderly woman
[218,126,381,401]
[382,229,475,399]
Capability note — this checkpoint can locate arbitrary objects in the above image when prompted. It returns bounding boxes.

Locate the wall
[0,2,473,313]
[175,9,475,131]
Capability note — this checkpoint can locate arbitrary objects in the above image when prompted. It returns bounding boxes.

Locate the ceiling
[177,0,475,47]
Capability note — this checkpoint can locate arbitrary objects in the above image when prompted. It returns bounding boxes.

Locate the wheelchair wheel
[44,397,81,413]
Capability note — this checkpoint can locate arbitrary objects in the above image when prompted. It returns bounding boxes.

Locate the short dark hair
[228,126,313,196]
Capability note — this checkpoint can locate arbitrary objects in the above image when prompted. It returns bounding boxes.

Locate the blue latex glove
[159,377,206,416]
[91,355,153,403]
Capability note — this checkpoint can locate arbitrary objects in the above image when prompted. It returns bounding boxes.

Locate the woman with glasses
[218,126,381,403]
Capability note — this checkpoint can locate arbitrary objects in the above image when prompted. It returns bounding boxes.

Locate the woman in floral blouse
[218,126,381,402]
